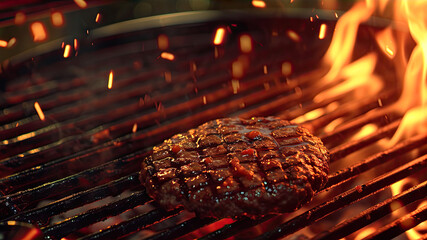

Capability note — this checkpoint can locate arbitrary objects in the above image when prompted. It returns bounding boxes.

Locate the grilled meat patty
[140,117,329,219]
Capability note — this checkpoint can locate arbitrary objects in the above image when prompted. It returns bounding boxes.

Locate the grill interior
[0,11,426,240]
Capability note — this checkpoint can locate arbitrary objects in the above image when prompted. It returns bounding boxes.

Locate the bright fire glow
[319,23,327,39]
[160,52,175,61]
[31,22,47,42]
[239,34,252,53]
[0,40,7,47]
[315,53,383,103]
[51,12,64,27]
[108,70,113,89]
[34,102,45,121]
[252,0,266,8]
[213,27,226,45]
[63,44,71,58]
[74,0,88,8]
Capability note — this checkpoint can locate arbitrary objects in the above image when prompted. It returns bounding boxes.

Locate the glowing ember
[34,102,45,121]
[318,23,327,39]
[95,13,101,23]
[8,37,16,48]
[281,62,292,76]
[15,12,26,25]
[213,27,226,45]
[354,227,376,240]
[232,60,244,78]
[0,40,7,48]
[286,30,301,42]
[231,79,240,94]
[252,0,266,8]
[157,34,169,50]
[239,34,252,53]
[375,27,396,59]
[31,22,47,42]
[108,70,113,89]
[74,0,88,8]
[63,44,71,58]
[164,71,172,82]
[51,12,64,27]
[160,52,174,61]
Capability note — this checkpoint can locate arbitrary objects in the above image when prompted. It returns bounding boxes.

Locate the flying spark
[74,0,87,8]
[95,13,101,23]
[31,22,47,42]
[252,0,266,8]
[15,12,26,25]
[74,38,78,50]
[0,40,7,47]
[132,123,138,133]
[63,44,71,58]
[319,23,327,39]
[51,12,64,27]
[286,30,301,42]
[34,102,45,121]
[8,37,16,47]
[213,27,226,45]
[108,70,113,89]
[239,34,252,53]
[161,52,175,61]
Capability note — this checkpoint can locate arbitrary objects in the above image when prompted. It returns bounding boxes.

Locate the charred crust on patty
[140,116,329,219]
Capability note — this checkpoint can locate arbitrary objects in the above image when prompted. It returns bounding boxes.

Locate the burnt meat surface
[140,117,329,219]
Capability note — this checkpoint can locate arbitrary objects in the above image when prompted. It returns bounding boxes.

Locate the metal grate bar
[196,136,426,240]
[146,217,216,240]
[253,154,427,240]
[325,133,427,188]
[364,203,427,240]
[3,173,140,225]
[0,152,144,217]
[313,181,427,240]
[328,120,400,162]
[78,207,184,240]
[41,190,150,239]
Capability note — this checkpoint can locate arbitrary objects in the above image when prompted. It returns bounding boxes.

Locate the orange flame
[30,22,47,42]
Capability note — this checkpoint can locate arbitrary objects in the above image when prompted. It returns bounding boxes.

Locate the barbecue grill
[0,2,426,240]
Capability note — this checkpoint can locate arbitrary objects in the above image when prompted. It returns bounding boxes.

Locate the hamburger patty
[140,117,329,219]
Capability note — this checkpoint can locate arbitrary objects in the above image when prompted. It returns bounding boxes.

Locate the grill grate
[1,12,426,240]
